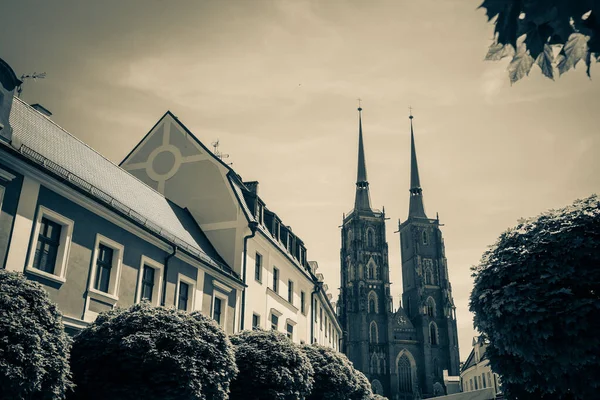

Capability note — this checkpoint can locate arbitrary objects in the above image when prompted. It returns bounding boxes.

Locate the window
[482,373,486,388]
[271,313,279,330]
[429,322,439,345]
[300,291,306,314]
[178,282,190,311]
[319,307,323,330]
[286,323,294,339]
[423,259,435,285]
[478,376,482,390]
[370,321,378,343]
[368,291,378,313]
[274,221,280,241]
[325,316,328,337]
[287,233,294,253]
[474,376,479,390]
[26,206,74,283]
[366,228,375,247]
[426,297,435,317]
[94,244,114,293]
[288,280,294,303]
[470,379,474,391]
[213,297,223,325]
[398,354,412,393]
[255,252,262,282]
[135,256,163,305]
[314,299,318,321]
[272,267,279,293]
[33,217,62,274]
[422,230,428,245]
[140,265,155,301]
[252,314,260,330]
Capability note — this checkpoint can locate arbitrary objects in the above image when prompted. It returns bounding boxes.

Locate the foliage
[0,269,73,400]
[469,194,600,399]
[301,344,373,400]
[371,396,388,400]
[69,302,237,400]
[229,329,314,400]
[479,0,600,82]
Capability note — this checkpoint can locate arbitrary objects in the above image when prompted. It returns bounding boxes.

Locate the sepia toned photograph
[0,1,598,399]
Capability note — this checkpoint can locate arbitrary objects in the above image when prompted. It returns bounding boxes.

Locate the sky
[3,0,599,361]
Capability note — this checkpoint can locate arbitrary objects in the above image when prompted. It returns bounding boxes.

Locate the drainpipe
[161,246,177,307]
[240,221,259,330]
[310,280,322,344]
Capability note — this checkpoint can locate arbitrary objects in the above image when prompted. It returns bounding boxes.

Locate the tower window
[429,322,439,345]
[366,228,375,247]
[422,230,428,245]
[369,321,378,343]
[426,297,436,317]
[368,291,378,314]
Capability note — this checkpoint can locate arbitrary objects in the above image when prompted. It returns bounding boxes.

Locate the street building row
[0,58,340,348]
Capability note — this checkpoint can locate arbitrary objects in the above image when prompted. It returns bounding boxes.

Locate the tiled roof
[8,98,235,279]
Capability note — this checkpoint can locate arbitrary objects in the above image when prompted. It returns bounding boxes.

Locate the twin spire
[352,105,427,219]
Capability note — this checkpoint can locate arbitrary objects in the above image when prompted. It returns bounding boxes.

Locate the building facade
[0,59,242,335]
[339,108,460,399]
[118,109,340,348]
[0,57,340,347]
[461,336,501,395]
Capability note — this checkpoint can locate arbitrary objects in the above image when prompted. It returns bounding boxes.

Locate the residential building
[338,107,460,399]
[118,105,341,348]
[461,336,501,396]
[0,58,242,334]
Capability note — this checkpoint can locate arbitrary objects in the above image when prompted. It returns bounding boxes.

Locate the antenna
[17,72,47,98]
[211,139,233,165]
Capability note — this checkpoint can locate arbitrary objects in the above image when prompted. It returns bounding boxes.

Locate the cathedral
[338,107,460,399]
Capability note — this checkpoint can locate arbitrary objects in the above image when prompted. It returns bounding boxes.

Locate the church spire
[408,112,427,218]
[354,104,372,211]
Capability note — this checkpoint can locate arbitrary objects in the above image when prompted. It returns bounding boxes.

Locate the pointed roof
[354,106,372,211]
[408,113,427,219]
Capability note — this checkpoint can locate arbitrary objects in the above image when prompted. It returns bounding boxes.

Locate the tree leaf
[535,44,555,79]
[479,0,512,22]
[486,42,515,60]
[557,32,590,75]
[508,47,535,83]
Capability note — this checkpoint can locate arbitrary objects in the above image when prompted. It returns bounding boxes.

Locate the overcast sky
[3,0,599,360]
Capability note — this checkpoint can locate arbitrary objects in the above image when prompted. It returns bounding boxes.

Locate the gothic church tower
[398,114,461,394]
[339,107,393,394]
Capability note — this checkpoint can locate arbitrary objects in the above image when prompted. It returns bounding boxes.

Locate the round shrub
[470,194,600,399]
[229,329,314,400]
[301,344,373,400]
[0,269,73,400]
[69,302,237,400]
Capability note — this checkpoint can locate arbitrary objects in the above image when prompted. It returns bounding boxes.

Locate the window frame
[176,274,196,312]
[26,206,74,284]
[252,313,261,330]
[300,291,306,314]
[88,234,124,301]
[254,252,262,282]
[271,312,279,331]
[272,267,279,293]
[285,318,296,340]
[212,291,228,327]
[135,255,164,305]
[287,279,294,304]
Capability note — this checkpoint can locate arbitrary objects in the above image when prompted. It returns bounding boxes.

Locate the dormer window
[256,204,264,225]
[274,220,280,241]
[287,233,294,253]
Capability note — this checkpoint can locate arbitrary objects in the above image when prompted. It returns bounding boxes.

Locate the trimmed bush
[470,194,600,399]
[301,344,373,400]
[0,269,73,400]
[229,329,314,400]
[69,302,237,400]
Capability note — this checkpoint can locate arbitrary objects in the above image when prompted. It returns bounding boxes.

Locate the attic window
[256,204,264,225]
[273,220,280,241]
[287,233,294,253]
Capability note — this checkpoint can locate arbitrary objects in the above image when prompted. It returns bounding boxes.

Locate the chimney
[31,103,52,117]
[0,58,22,144]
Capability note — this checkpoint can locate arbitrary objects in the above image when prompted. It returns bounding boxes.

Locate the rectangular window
[33,217,62,274]
[255,252,262,282]
[213,297,222,324]
[287,234,293,253]
[94,244,113,293]
[478,376,482,389]
[272,267,279,293]
[288,280,294,303]
[140,265,155,302]
[482,373,486,388]
[325,316,328,337]
[320,307,323,330]
[474,376,478,390]
[314,299,318,322]
[271,313,279,331]
[286,323,294,339]
[178,282,190,311]
[301,291,306,314]
[252,314,260,330]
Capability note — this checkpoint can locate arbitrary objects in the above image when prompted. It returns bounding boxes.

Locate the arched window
[366,228,375,247]
[426,297,436,317]
[349,263,355,280]
[347,229,353,245]
[397,354,413,393]
[370,353,378,374]
[423,259,435,285]
[371,379,384,395]
[369,321,378,343]
[429,322,439,345]
[368,291,378,314]
[422,230,428,245]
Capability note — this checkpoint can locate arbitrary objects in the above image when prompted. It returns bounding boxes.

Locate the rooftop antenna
[17,72,47,98]
[211,139,233,165]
